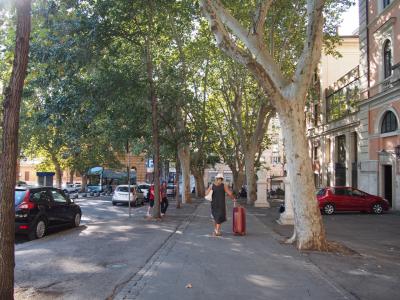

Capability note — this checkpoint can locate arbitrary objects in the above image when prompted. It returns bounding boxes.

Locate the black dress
[211,183,226,224]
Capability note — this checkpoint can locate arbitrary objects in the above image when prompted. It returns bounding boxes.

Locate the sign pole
[127,140,131,217]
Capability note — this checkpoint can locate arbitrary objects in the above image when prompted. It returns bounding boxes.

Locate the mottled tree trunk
[178,145,191,204]
[193,169,205,198]
[147,59,161,218]
[230,165,245,195]
[244,151,257,205]
[69,170,74,183]
[81,174,87,192]
[279,103,328,250]
[145,3,161,218]
[175,152,181,208]
[0,1,31,298]
[51,156,62,188]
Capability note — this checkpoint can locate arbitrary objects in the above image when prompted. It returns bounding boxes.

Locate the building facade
[307,36,361,189]
[308,0,400,210]
[18,153,147,187]
[358,0,400,209]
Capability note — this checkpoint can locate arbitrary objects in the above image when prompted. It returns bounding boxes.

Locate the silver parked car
[112,185,144,206]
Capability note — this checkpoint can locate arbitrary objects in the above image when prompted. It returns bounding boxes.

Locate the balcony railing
[361,62,400,100]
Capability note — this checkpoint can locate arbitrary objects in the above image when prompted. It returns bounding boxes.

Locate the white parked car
[137,183,150,200]
[112,185,144,206]
[63,183,78,194]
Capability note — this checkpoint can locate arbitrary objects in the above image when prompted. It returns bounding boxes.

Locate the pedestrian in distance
[147,184,155,217]
[205,173,236,237]
[160,181,168,216]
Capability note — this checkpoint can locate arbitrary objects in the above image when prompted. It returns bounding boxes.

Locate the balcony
[362,63,400,99]
[325,66,360,123]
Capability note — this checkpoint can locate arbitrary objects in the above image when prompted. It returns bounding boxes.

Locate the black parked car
[15,186,82,240]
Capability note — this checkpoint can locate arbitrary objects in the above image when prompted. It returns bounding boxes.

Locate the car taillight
[19,225,29,230]
[18,191,36,210]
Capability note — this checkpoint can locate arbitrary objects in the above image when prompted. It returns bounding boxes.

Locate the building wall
[368,0,400,88]
[18,153,147,186]
[118,154,147,182]
[320,36,360,90]
[307,36,361,189]
[358,0,400,210]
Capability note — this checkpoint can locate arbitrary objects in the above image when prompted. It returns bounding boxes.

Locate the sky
[338,0,359,35]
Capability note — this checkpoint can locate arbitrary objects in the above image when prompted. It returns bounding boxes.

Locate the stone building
[357,0,400,209]
[307,36,360,189]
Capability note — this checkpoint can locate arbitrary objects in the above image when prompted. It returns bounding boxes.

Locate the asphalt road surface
[14,195,168,300]
[15,195,138,244]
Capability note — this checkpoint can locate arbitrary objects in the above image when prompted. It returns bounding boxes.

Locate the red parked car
[317,187,390,215]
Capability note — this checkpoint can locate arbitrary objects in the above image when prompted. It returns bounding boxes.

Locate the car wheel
[372,203,383,214]
[323,203,335,215]
[112,201,117,206]
[72,212,81,227]
[28,218,47,240]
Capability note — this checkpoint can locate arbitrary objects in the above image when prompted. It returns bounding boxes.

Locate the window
[334,188,351,196]
[51,190,68,203]
[326,67,360,122]
[351,189,365,197]
[31,190,49,203]
[313,146,319,160]
[383,0,391,9]
[381,111,398,133]
[24,171,29,181]
[316,188,326,196]
[383,40,392,79]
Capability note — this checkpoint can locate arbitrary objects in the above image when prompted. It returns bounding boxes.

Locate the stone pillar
[277,177,294,225]
[255,170,270,208]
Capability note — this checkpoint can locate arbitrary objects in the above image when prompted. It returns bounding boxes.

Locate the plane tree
[200,0,353,250]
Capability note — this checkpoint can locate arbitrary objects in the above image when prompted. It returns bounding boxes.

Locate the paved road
[14,196,198,300]
[15,195,137,244]
[14,197,400,300]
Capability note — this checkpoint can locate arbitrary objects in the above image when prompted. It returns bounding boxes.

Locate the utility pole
[126,140,131,217]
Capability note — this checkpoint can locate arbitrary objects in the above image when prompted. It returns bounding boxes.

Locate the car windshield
[117,187,134,193]
[316,188,325,196]
[138,185,149,190]
[15,190,27,205]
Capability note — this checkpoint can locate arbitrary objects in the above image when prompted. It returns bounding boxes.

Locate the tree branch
[288,0,326,101]
[200,0,288,101]
[252,0,273,40]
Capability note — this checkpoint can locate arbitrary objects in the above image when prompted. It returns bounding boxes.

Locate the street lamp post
[126,140,131,218]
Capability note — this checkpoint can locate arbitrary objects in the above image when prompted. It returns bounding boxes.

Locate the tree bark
[51,154,62,188]
[175,151,181,208]
[82,174,87,192]
[230,166,244,195]
[69,170,74,183]
[178,145,191,204]
[0,1,31,298]
[145,2,160,218]
[193,169,205,198]
[279,102,328,250]
[244,151,257,204]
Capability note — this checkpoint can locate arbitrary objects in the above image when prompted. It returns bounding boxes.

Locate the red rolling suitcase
[232,202,246,236]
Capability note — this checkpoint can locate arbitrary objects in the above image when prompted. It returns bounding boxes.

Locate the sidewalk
[115,200,359,300]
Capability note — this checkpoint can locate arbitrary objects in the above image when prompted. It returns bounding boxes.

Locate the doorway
[383,165,392,206]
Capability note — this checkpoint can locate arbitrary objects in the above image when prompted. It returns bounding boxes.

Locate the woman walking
[160,181,168,216]
[205,173,236,236]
